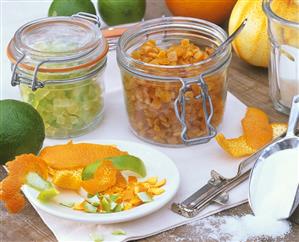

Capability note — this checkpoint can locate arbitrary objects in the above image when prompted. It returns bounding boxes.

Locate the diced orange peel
[0,154,48,213]
[216,107,288,158]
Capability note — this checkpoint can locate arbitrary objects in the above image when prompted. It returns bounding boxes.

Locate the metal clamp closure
[72,12,101,27]
[174,73,217,145]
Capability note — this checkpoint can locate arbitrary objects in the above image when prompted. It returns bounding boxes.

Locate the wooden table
[1,53,298,242]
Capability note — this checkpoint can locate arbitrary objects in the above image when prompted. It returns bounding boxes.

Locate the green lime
[48,0,96,17]
[0,100,45,164]
[98,0,146,26]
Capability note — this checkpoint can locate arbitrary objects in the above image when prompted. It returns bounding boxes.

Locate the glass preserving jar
[7,13,108,138]
[117,17,232,146]
[263,0,299,115]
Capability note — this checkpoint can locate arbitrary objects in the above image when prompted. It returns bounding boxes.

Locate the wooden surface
[1,54,298,242]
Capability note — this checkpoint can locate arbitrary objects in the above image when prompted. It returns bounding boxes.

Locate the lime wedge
[82,155,146,180]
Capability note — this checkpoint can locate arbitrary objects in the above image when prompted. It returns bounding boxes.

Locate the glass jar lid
[7,13,109,73]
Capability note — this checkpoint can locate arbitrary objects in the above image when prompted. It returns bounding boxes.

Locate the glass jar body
[117,17,231,146]
[263,0,299,114]
[119,65,229,145]
[18,62,106,138]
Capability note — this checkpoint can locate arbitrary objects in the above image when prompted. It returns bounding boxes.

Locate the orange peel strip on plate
[39,141,128,170]
[0,154,48,213]
[215,134,256,158]
[241,107,273,149]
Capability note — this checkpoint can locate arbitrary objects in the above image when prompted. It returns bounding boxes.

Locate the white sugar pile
[191,214,292,241]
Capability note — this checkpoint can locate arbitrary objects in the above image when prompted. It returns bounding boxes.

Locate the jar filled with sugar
[263,0,299,114]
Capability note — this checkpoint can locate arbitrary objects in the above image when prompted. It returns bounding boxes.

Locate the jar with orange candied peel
[117,17,232,146]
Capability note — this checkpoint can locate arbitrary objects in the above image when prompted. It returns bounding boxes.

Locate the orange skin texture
[0,154,48,213]
[81,160,118,195]
[165,0,237,24]
[229,0,299,67]
[39,141,127,170]
[241,107,273,149]
[216,108,287,157]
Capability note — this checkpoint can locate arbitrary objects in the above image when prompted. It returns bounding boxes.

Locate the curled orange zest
[39,141,127,170]
[0,154,48,213]
[216,107,288,158]
[241,107,273,149]
[215,134,256,158]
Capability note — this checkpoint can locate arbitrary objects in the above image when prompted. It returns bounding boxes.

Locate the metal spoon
[249,95,299,219]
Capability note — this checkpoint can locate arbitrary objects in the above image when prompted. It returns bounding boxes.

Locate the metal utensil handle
[286,95,299,138]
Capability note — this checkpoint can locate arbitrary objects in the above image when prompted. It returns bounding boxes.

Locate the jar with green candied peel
[7,13,108,138]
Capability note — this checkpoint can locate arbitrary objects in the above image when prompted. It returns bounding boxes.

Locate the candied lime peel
[25,172,59,202]
[89,232,104,242]
[112,229,126,236]
[20,62,104,138]
[82,155,147,181]
[137,192,153,203]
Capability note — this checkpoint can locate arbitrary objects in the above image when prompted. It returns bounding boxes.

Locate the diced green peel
[59,202,75,208]
[38,188,59,202]
[89,232,104,242]
[101,197,111,212]
[110,201,118,211]
[83,201,97,213]
[26,172,52,191]
[109,194,119,202]
[82,155,146,180]
[137,192,153,203]
[112,229,126,235]
[114,203,124,212]
[87,195,100,206]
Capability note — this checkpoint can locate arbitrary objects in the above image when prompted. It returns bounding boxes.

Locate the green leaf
[82,155,146,181]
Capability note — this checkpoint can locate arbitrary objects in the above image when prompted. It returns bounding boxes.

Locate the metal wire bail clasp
[72,12,101,27]
[174,73,217,145]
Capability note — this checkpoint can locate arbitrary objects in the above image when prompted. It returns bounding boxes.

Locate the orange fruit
[165,0,237,25]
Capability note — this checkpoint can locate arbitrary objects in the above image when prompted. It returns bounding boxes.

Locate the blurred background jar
[117,17,232,146]
[7,13,108,138]
[263,0,299,114]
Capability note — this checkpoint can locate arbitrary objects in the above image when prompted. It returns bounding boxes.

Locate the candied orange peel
[82,160,118,195]
[39,141,127,170]
[0,154,48,213]
[216,108,287,158]
[241,107,273,149]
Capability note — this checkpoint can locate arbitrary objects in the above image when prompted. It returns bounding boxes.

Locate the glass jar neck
[117,17,231,78]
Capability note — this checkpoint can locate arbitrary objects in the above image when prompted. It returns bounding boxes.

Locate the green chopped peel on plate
[26,172,52,191]
[112,229,126,235]
[38,188,59,202]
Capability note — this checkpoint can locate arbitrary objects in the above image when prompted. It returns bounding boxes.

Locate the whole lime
[0,100,45,164]
[48,0,96,17]
[98,0,146,26]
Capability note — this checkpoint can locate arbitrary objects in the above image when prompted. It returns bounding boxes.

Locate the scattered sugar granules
[190,214,292,242]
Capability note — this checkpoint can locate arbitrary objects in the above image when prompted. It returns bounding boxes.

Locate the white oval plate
[22,139,180,224]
